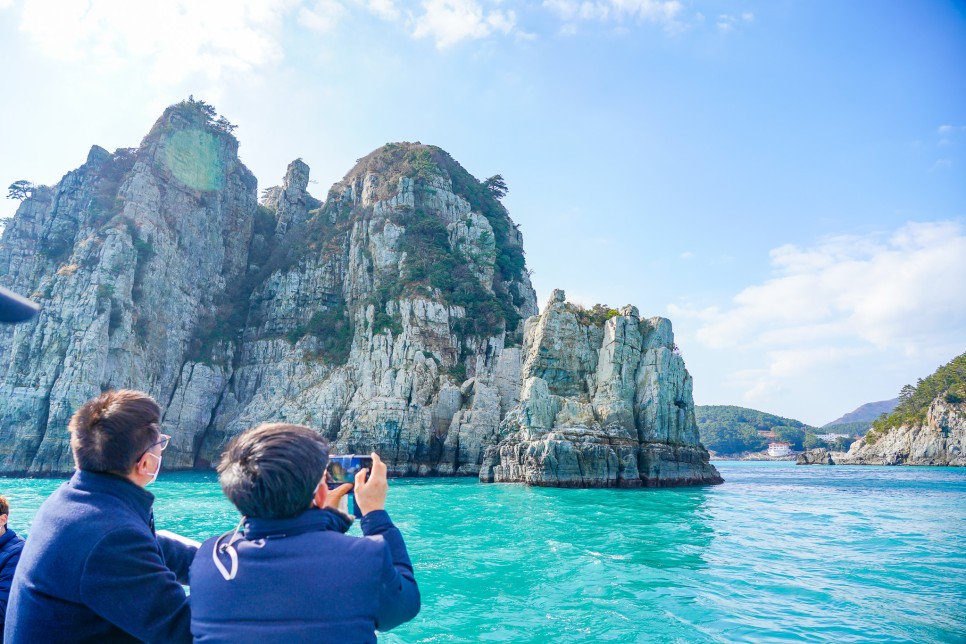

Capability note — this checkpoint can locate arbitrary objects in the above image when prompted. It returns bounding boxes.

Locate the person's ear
[134,452,156,477]
[313,479,328,508]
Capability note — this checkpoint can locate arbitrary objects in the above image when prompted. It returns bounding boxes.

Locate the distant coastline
[710,453,797,462]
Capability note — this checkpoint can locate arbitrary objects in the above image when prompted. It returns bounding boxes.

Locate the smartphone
[327,455,373,486]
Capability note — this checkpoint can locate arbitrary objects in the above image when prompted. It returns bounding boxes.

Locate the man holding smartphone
[190,423,420,642]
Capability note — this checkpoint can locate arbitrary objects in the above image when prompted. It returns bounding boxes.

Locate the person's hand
[353,452,387,515]
[323,482,353,511]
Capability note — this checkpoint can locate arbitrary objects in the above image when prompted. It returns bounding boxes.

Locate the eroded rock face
[0,102,255,475]
[0,106,538,476]
[480,291,722,488]
[0,103,716,484]
[796,448,833,465]
[829,398,965,466]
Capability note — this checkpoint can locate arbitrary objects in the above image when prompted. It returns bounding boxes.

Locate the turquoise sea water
[3,461,964,643]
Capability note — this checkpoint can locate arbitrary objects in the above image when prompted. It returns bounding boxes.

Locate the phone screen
[327,455,373,485]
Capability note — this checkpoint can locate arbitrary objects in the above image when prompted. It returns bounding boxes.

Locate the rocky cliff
[799,397,965,466]
[0,102,256,474]
[799,352,966,467]
[0,100,716,485]
[480,290,722,487]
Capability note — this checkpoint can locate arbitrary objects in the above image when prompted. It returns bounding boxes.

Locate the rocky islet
[0,99,720,487]
[481,290,722,487]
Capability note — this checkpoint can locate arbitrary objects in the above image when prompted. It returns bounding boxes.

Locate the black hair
[69,390,161,474]
[217,423,329,519]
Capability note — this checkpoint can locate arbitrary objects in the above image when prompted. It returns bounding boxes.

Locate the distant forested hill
[821,421,873,435]
[696,405,818,455]
[824,398,899,426]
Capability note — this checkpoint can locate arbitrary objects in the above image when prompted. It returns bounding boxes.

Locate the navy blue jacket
[0,528,25,630]
[190,507,420,643]
[4,470,197,643]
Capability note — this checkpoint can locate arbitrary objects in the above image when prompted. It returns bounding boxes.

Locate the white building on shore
[816,432,851,442]
[768,442,793,457]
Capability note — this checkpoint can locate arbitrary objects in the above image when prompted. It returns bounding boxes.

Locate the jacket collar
[70,469,155,528]
[0,528,18,549]
[244,507,352,540]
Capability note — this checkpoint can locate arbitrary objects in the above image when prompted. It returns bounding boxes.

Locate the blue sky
[1,0,964,425]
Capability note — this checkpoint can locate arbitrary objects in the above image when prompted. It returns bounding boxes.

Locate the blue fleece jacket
[3,470,197,644]
[0,527,25,631]
[190,507,421,643]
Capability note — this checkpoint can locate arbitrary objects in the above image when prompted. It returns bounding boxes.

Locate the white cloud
[680,251,694,260]
[411,0,516,48]
[669,223,966,420]
[0,0,14,10]
[17,0,521,68]
[716,11,752,32]
[543,0,682,28]
[765,346,870,378]
[720,344,875,411]
[688,221,966,354]
[937,124,965,147]
[359,0,400,20]
[19,0,296,84]
[299,0,348,32]
[938,124,964,136]
[727,368,789,404]
[672,221,966,406]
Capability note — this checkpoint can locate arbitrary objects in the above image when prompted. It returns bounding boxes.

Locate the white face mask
[143,452,162,485]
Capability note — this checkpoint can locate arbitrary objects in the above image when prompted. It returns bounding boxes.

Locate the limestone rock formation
[0,102,255,474]
[0,101,536,476]
[796,448,833,465]
[479,291,722,487]
[827,398,965,466]
[0,100,719,486]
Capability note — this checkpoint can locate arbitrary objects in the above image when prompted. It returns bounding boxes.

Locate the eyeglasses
[136,433,170,464]
[134,433,171,467]
[152,434,171,451]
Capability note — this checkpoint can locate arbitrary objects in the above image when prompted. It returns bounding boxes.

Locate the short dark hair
[218,423,329,519]
[69,390,161,474]
[0,495,8,516]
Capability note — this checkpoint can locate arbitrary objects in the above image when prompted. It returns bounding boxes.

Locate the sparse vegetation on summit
[869,352,966,436]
